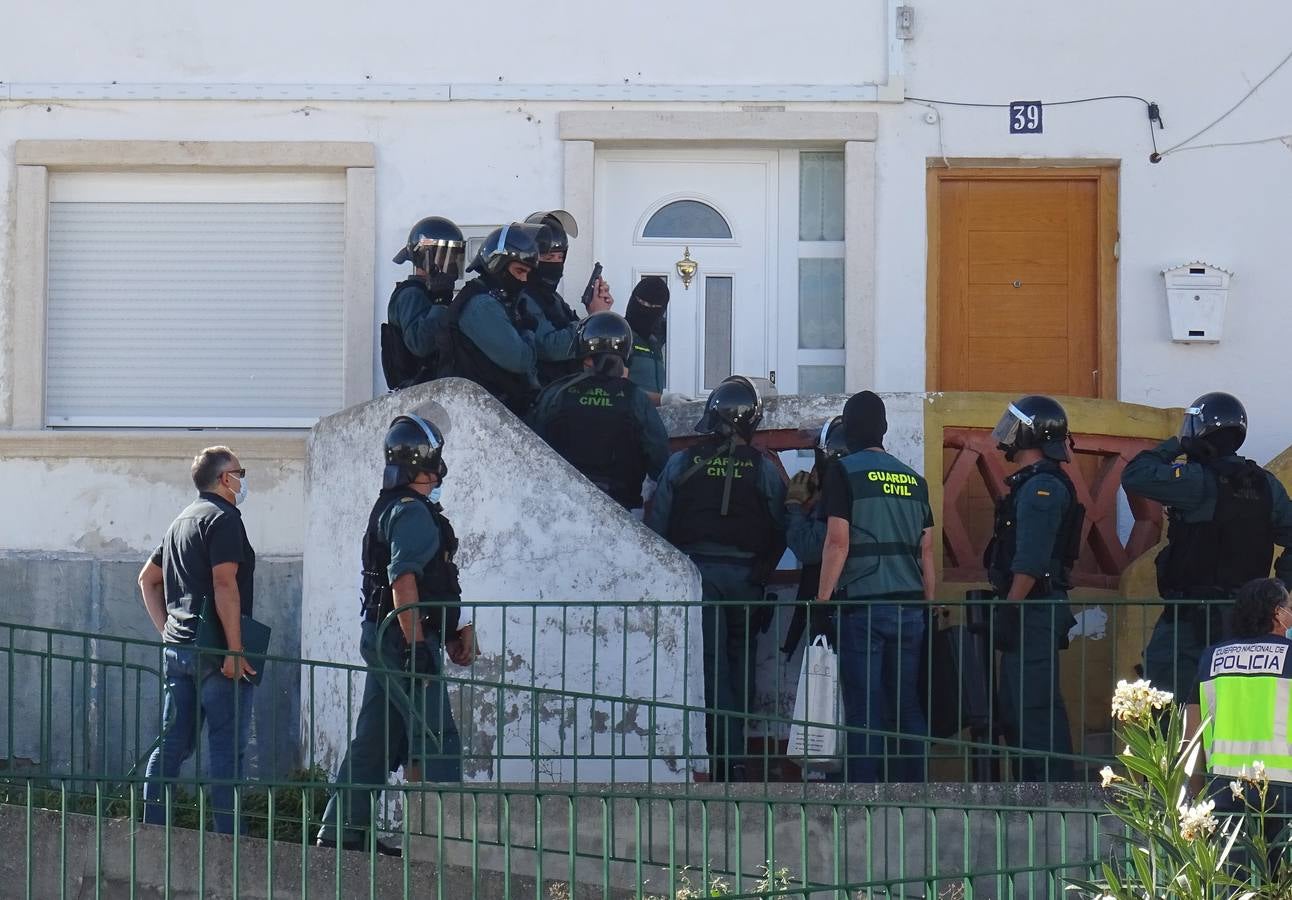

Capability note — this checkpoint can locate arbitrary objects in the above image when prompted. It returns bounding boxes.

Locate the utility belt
[967,588,1075,652]
[835,590,925,611]
[987,569,1071,601]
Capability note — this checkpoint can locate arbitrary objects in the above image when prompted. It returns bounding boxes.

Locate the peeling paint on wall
[301,379,705,783]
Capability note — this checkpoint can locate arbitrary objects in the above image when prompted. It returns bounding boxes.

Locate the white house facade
[2,0,1291,587]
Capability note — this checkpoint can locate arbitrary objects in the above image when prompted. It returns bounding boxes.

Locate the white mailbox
[1162,261,1233,343]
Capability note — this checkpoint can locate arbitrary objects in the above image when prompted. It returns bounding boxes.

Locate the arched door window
[641,199,732,240]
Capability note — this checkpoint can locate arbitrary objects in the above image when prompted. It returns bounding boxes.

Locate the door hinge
[1113,238,1120,260]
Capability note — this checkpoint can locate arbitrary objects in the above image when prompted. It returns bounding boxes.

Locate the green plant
[1069,679,1292,899]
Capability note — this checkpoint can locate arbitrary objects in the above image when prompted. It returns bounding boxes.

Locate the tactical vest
[541,372,646,508]
[668,440,779,556]
[834,450,931,601]
[1158,457,1275,599]
[1199,637,1292,783]
[985,462,1085,599]
[436,279,537,416]
[360,487,462,638]
[524,284,582,384]
[381,279,441,390]
[627,331,666,395]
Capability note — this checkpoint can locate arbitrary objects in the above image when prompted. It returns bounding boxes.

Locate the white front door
[594,150,778,396]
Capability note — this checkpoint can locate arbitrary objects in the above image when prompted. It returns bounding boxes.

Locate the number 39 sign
[1009,101,1043,134]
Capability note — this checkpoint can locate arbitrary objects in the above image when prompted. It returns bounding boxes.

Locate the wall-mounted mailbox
[1162,261,1232,343]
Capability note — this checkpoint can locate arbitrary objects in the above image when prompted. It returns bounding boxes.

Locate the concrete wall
[0,553,303,779]
[301,379,704,783]
[3,1,1291,583]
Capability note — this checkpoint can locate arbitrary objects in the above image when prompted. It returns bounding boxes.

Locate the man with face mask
[137,446,257,834]
[1122,392,1292,705]
[382,216,466,390]
[625,276,670,404]
[316,415,474,857]
[436,223,544,416]
[520,210,614,386]
[983,395,1084,781]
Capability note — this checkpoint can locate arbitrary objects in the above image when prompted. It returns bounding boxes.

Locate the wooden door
[928,167,1117,398]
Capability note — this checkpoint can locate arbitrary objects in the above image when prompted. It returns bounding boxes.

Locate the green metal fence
[2,595,1215,897]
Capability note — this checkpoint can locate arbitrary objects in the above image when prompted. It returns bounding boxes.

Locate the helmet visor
[991,403,1033,448]
[1178,406,1204,441]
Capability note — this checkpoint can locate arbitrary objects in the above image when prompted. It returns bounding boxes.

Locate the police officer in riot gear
[624,276,670,403]
[816,392,936,782]
[1122,392,1292,704]
[781,416,849,656]
[520,210,614,386]
[383,216,466,390]
[527,312,669,510]
[437,223,544,416]
[317,414,475,857]
[647,376,786,781]
[984,395,1083,782]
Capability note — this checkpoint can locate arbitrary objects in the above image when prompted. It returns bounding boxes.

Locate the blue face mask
[429,485,443,504]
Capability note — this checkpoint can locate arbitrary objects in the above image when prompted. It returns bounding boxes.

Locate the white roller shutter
[46,173,346,427]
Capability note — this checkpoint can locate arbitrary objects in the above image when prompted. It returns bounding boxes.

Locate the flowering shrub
[1070,680,1291,899]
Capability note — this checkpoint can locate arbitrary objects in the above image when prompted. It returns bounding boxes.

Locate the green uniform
[986,460,1078,782]
[831,450,932,601]
[1123,436,1292,699]
[825,449,933,782]
[627,330,666,395]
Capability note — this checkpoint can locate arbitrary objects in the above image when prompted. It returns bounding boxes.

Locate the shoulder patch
[399,497,417,503]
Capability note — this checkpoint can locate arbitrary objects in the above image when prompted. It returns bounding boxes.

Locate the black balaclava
[486,266,527,301]
[843,390,887,451]
[625,276,670,337]
[536,260,564,291]
[1193,426,1244,461]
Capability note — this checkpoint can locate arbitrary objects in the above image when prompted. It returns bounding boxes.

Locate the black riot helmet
[576,311,634,363]
[991,395,1071,462]
[818,416,849,458]
[382,414,448,490]
[524,210,578,256]
[393,216,466,280]
[695,375,764,442]
[1180,391,1247,455]
[468,223,542,278]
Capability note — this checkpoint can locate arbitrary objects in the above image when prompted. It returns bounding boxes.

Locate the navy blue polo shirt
[150,492,256,644]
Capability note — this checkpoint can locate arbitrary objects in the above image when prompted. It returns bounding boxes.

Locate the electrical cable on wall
[907,94,1163,162]
[1154,46,1292,161]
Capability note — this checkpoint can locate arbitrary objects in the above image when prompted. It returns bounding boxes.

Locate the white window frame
[11,140,376,433]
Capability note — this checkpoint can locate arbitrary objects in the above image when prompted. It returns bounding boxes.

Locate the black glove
[401,643,435,676]
[513,309,540,333]
[1180,435,1216,462]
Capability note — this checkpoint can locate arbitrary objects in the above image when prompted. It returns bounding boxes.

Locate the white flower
[1231,780,1245,800]
[1110,679,1175,722]
[1099,765,1122,788]
[1252,760,1267,783]
[1178,799,1218,841]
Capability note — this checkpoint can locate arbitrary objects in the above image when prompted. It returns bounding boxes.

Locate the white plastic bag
[786,634,843,772]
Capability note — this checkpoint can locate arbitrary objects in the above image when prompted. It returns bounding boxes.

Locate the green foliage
[0,764,331,844]
[1069,680,1292,899]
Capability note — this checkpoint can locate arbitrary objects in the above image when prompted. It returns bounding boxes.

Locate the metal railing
[1,595,1226,897]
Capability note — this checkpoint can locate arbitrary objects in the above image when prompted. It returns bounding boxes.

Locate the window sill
[0,430,307,460]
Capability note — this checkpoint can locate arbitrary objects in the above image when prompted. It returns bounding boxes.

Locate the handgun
[580,262,603,309]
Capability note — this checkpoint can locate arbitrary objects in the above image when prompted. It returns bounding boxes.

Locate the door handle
[768,370,776,386]
[1012,280,1022,289]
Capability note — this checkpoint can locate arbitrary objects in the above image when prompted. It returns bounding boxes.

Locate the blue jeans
[836,603,928,783]
[318,621,462,844]
[143,644,255,834]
